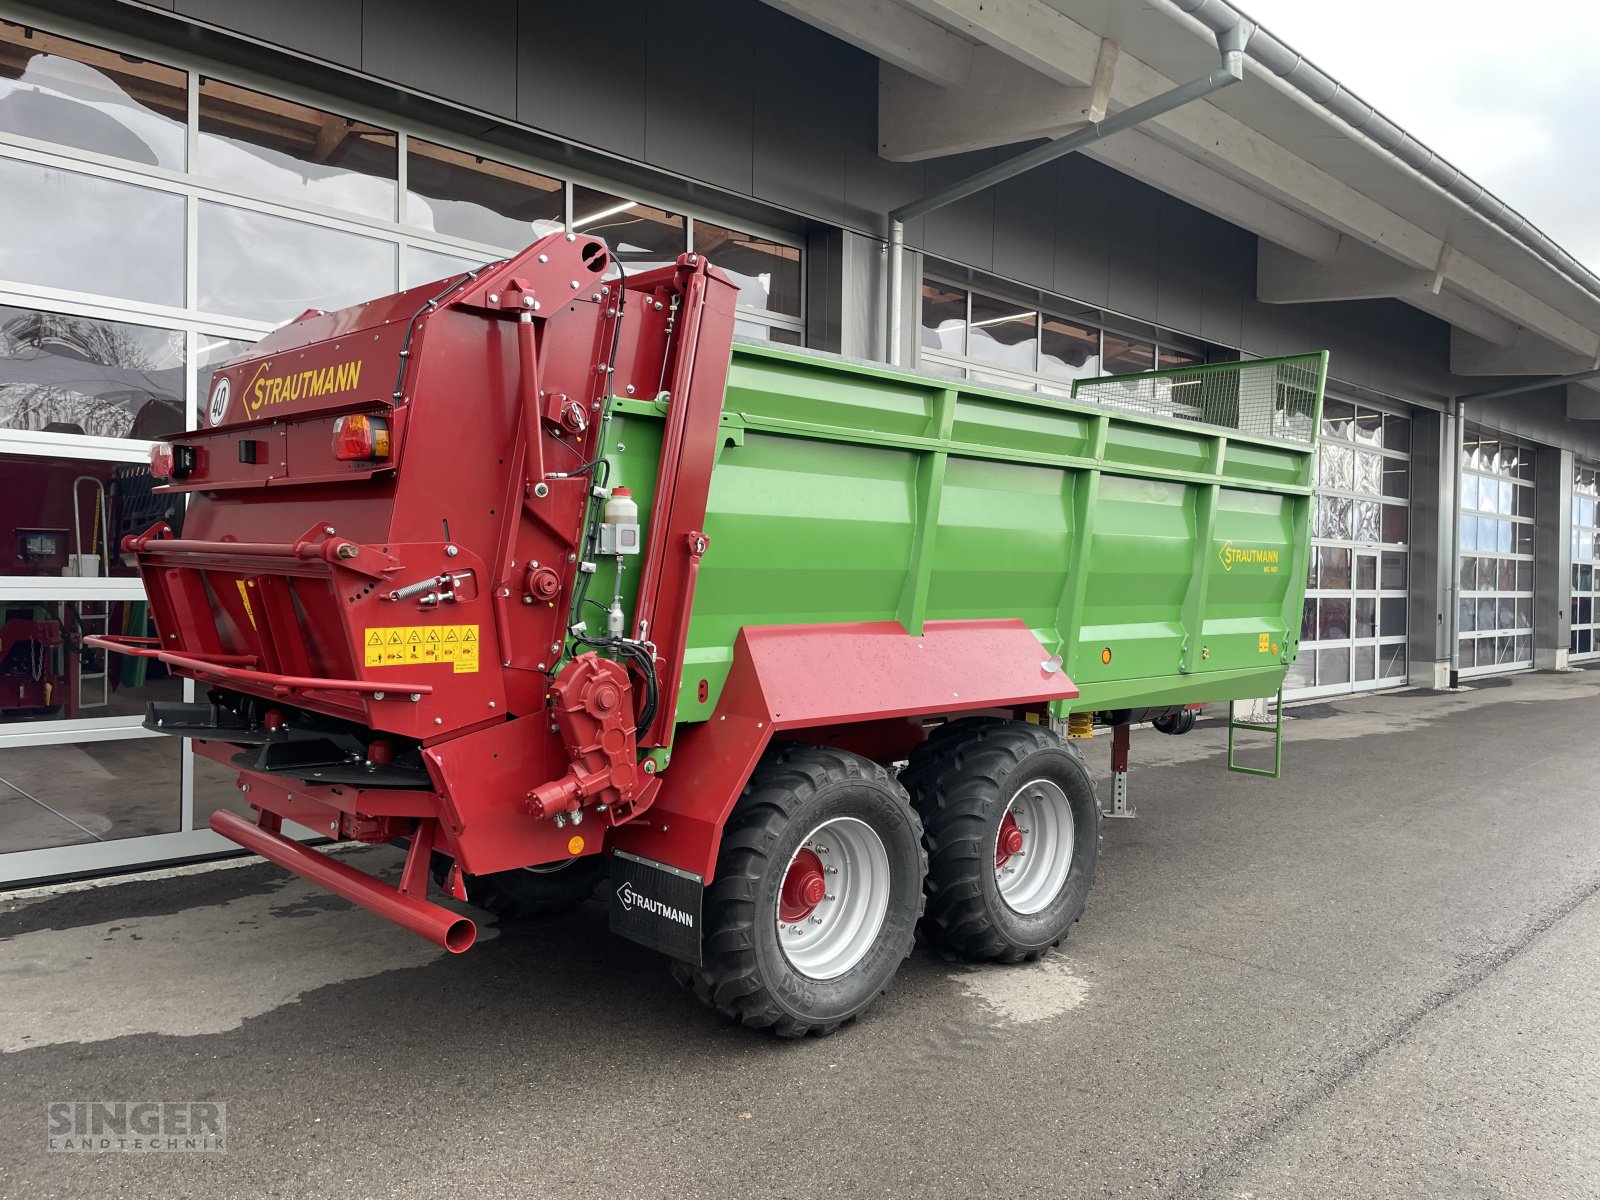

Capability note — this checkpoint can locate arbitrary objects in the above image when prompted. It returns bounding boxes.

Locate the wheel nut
[810,915,823,924]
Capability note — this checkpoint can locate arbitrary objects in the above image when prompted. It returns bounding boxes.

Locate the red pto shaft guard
[526,653,659,825]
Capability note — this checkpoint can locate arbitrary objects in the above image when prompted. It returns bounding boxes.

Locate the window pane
[404,138,564,249]
[1322,495,1353,539]
[0,157,183,305]
[1355,450,1381,496]
[1102,333,1154,375]
[571,186,683,269]
[1319,442,1353,490]
[921,282,965,355]
[199,78,397,220]
[1383,413,1410,453]
[1353,644,1376,681]
[1353,410,1383,446]
[1379,644,1406,679]
[1317,546,1351,590]
[1318,597,1350,640]
[968,293,1037,371]
[1382,504,1408,544]
[693,221,801,317]
[405,245,494,290]
[1158,346,1203,370]
[199,201,396,324]
[1317,646,1349,685]
[1356,555,1377,591]
[0,734,181,852]
[0,598,178,718]
[1380,597,1406,637]
[1354,597,1376,638]
[0,308,183,438]
[1382,458,1409,499]
[1354,500,1381,544]
[1040,315,1100,383]
[1321,398,1354,440]
[734,319,801,346]
[0,20,187,167]
[1381,552,1406,590]
[0,21,187,169]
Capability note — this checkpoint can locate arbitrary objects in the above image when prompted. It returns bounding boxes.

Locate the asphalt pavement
[4,668,1600,1199]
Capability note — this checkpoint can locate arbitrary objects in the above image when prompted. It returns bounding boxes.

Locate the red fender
[609,618,1076,881]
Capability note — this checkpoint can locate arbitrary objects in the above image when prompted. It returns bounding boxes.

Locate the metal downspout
[884,21,1250,366]
[1447,398,1464,688]
[1167,0,1600,307]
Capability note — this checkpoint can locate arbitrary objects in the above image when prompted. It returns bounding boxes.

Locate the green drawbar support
[1227,688,1284,778]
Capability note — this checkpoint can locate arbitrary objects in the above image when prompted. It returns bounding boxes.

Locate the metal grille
[1070,353,1325,445]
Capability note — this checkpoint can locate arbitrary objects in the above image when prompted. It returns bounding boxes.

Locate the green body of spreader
[598,342,1326,727]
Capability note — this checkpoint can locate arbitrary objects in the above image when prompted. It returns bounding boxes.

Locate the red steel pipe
[210,809,476,953]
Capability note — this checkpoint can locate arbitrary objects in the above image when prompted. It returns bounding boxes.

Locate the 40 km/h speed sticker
[363,624,480,673]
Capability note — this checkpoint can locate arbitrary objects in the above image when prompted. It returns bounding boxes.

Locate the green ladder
[1227,688,1284,778]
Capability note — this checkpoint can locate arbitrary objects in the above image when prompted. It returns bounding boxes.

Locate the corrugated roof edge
[1169,0,1600,308]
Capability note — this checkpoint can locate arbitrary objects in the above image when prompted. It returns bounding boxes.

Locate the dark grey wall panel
[839,60,924,239]
[516,0,646,160]
[176,0,361,68]
[751,5,847,226]
[1154,197,1206,338]
[922,149,999,274]
[1103,174,1158,319]
[992,165,1056,292]
[362,0,516,118]
[642,0,754,196]
[1053,157,1110,308]
[1198,221,1249,350]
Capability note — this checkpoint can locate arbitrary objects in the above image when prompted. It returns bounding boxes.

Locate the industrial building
[2,0,1598,885]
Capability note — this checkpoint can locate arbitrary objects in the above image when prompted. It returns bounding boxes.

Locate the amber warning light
[333,414,391,461]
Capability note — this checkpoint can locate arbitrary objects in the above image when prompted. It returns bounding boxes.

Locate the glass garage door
[1457,426,1535,676]
[1572,461,1600,662]
[1285,398,1411,698]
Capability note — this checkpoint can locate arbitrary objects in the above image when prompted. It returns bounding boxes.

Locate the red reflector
[333,414,391,461]
[149,443,175,479]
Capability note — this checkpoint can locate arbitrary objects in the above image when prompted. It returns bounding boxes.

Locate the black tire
[673,743,927,1037]
[905,718,1099,963]
[433,854,607,919]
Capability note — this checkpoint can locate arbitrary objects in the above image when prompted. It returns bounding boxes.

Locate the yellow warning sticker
[363,624,480,674]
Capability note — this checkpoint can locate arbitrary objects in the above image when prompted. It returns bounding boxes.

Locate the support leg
[1104,722,1136,819]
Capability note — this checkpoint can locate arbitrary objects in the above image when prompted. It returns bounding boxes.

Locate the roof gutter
[884,20,1249,365]
[1168,0,1600,306]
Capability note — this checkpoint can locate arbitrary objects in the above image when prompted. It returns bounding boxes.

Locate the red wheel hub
[779,848,828,923]
[996,811,1025,869]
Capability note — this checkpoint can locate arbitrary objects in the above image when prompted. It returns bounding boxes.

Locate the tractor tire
[673,743,927,1037]
[904,718,1098,963]
[435,854,607,919]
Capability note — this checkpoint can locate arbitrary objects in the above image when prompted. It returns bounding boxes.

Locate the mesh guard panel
[1071,354,1324,445]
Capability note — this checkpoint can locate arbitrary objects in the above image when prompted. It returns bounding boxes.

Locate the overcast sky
[1236,0,1600,272]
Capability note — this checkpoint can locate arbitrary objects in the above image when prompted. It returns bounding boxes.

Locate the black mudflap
[609,850,703,965]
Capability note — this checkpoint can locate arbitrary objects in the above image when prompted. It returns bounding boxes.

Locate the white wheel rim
[995,778,1075,915]
[776,817,892,980]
